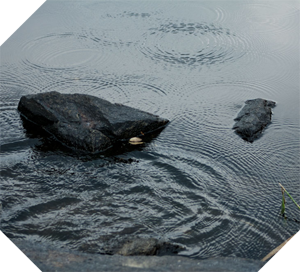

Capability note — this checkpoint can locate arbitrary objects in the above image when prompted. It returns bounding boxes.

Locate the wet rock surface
[233,98,276,142]
[75,235,184,256]
[116,237,183,256]
[18,91,169,153]
[94,236,184,256]
[12,239,264,272]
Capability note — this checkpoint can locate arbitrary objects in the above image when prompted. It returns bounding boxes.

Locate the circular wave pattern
[173,81,278,137]
[2,61,297,262]
[141,143,294,259]
[242,2,299,35]
[90,77,170,117]
[232,3,299,85]
[21,32,108,71]
[1,1,299,262]
[139,21,249,67]
[31,73,171,119]
[143,2,226,25]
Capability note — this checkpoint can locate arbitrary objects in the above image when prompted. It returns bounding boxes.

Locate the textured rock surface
[18,91,169,152]
[233,98,276,142]
[116,238,182,256]
[100,236,184,256]
[12,239,264,272]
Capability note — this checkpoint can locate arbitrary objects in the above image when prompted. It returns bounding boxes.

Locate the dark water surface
[1,1,299,260]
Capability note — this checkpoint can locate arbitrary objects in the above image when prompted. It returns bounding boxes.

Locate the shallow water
[0,1,299,260]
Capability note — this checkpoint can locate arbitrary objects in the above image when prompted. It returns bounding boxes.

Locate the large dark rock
[233,98,276,142]
[18,91,169,152]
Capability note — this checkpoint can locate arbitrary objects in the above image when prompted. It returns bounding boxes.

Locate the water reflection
[0,0,299,260]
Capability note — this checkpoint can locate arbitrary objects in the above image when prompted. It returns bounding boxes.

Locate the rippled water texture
[0,1,299,260]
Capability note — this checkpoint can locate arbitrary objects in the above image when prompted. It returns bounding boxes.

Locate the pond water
[0,0,299,260]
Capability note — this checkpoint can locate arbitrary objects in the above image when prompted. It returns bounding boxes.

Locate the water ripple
[242,2,299,35]
[135,150,281,259]
[139,21,250,67]
[1,0,299,261]
[21,32,108,71]
[172,81,277,138]
[74,74,171,117]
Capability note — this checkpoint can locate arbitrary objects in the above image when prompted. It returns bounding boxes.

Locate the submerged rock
[79,236,185,256]
[233,98,276,142]
[12,238,264,272]
[18,91,169,152]
[115,237,184,256]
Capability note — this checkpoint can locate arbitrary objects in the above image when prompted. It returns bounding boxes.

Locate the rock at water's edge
[12,238,265,272]
[113,237,184,256]
[77,235,184,256]
[18,91,169,152]
[233,98,276,142]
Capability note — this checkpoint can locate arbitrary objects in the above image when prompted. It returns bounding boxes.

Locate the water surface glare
[0,1,299,260]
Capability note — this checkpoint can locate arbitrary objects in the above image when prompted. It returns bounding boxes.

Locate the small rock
[233,98,276,142]
[129,137,143,145]
[117,238,158,256]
